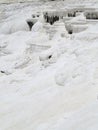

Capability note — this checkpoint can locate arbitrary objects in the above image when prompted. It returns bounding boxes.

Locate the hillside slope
[0,1,98,130]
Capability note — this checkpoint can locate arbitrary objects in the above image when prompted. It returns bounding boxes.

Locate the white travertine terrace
[0,1,98,130]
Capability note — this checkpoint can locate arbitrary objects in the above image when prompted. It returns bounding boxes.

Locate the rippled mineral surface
[0,0,98,130]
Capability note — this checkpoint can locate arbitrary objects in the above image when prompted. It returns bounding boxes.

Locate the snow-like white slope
[0,1,98,130]
[43,101,98,130]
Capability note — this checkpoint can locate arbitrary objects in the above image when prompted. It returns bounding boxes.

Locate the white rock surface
[0,1,98,130]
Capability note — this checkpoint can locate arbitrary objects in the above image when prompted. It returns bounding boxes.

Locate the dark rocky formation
[27,20,34,30]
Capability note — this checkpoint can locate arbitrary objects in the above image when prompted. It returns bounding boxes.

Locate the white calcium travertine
[0,1,98,130]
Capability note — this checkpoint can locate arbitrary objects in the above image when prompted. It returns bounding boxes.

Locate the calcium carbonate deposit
[0,0,98,130]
